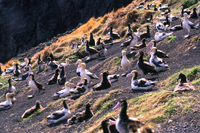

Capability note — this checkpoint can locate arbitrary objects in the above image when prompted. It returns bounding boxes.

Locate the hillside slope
[0,0,200,133]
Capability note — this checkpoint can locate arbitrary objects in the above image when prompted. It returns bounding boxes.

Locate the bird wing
[86,71,98,79]
[35,81,44,90]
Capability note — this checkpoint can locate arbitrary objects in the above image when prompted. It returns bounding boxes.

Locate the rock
[0,0,132,63]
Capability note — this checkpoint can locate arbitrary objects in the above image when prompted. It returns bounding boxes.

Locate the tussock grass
[159,65,200,89]
[92,89,123,112]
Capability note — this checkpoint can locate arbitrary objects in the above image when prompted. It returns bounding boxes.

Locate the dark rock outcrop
[0,0,132,63]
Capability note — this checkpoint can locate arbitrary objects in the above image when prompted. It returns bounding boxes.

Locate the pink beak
[112,102,120,110]
[11,79,16,82]
[126,73,132,77]
[135,52,140,57]
[107,27,110,30]
[77,80,82,85]
[100,73,103,76]
[134,34,140,38]
[68,99,75,102]
[69,83,75,86]
[147,41,152,46]
[148,49,153,54]
[109,119,116,125]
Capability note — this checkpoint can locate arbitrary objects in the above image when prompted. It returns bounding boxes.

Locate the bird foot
[184,35,190,38]
[28,95,34,99]
[86,56,91,60]
[121,73,127,77]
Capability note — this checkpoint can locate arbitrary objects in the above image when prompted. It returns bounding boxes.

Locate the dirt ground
[0,17,200,133]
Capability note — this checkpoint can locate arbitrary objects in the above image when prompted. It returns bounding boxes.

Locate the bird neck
[147,26,150,34]
[139,53,144,62]
[180,77,187,83]
[102,124,110,133]
[119,105,128,120]
[133,73,138,80]
[8,80,11,87]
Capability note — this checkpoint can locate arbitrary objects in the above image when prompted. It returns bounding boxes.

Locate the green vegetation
[68,55,79,62]
[180,0,198,8]
[166,36,177,43]
[160,65,200,89]
[46,41,52,46]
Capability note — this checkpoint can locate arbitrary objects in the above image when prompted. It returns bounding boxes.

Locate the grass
[179,0,198,8]
[68,55,79,62]
[166,36,177,43]
[159,65,200,89]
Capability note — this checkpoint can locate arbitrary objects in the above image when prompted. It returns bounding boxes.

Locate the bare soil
[0,18,200,133]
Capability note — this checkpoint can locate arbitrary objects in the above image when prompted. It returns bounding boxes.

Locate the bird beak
[135,52,140,57]
[148,49,153,54]
[67,99,75,102]
[147,41,152,46]
[134,34,140,38]
[126,73,132,77]
[11,79,16,82]
[108,119,116,125]
[77,80,82,85]
[69,83,75,86]
[112,102,120,110]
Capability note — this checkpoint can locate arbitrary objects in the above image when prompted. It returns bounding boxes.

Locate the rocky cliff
[0,0,132,63]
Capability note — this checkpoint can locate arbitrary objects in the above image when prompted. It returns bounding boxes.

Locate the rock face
[0,0,132,63]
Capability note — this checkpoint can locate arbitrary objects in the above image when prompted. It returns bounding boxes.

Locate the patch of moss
[180,0,198,8]
[167,36,177,43]
[68,55,79,62]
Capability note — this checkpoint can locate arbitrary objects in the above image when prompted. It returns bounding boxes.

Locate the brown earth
[0,17,200,133]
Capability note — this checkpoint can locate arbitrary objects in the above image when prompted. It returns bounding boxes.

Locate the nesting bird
[93,70,111,91]
[174,73,196,92]
[68,102,93,125]
[53,82,74,100]
[70,78,88,95]
[154,32,173,42]
[0,93,14,110]
[149,47,169,72]
[21,100,43,118]
[47,99,73,124]
[127,70,156,90]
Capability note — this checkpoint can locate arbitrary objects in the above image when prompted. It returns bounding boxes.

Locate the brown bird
[174,73,196,92]
[68,102,93,125]
[47,68,59,85]
[57,66,66,85]
[101,116,119,133]
[21,100,43,118]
